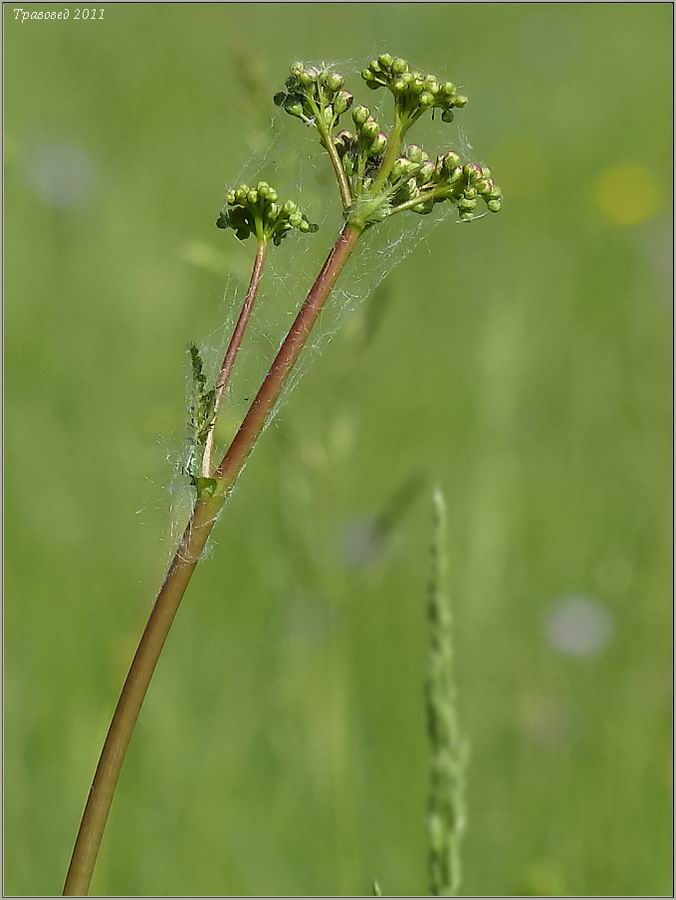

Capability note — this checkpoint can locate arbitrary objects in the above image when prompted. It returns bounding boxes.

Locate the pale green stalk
[426,487,467,897]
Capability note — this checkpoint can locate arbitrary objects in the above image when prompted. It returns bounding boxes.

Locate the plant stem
[63,221,362,897]
[202,239,267,476]
[308,96,353,209]
[372,112,406,193]
[214,223,360,485]
[63,494,223,896]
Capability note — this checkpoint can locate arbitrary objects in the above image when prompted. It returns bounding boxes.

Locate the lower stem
[63,221,362,896]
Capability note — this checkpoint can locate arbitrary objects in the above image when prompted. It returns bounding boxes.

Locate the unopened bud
[443,152,461,172]
[392,57,408,74]
[391,157,410,180]
[329,72,345,92]
[361,119,379,140]
[370,132,388,155]
[334,91,353,115]
[352,105,370,126]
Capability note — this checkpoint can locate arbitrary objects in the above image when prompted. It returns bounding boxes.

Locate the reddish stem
[215,222,360,484]
[63,221,361,896]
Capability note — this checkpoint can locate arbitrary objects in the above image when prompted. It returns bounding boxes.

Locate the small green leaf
[190,475,219,499]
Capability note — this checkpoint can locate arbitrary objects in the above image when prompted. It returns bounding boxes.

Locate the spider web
[158,57,482,555]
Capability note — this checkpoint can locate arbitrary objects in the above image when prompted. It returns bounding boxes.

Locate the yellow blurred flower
[595,162,663,225]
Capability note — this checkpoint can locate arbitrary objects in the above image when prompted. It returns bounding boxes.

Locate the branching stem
[63,222,361,897]
[308,96,353,209]
[202,239,267,476]
[372,111,406,192]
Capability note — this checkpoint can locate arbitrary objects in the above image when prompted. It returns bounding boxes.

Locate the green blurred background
[5,4,672,896]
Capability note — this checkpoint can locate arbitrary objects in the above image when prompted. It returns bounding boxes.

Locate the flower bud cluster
[216,181,318,245]
[361,54,468,124]
[388,150,504,222]
[331,105,389,190]
[274,61,353,128]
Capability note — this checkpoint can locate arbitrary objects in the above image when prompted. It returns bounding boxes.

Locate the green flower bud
[368,58,381,73]
[290,62,304,77]
[454,94,468,107]
[392,79,408,96]
[342,155,355,176]
[401,72,414,86]
[464,186,477,199]
[459,211,474,222]
[289,212,303,227]
[361,119,379,140]
[479,166,492,179]
[285,99,307,120]
[392,57,408,74]
[282,200,298,215]
[391,157,410,180]
[420,92,434,107]
[322,106,334,126]
[370,132,388,155]
[418,160,436,182]
[352,105,370,126]
[299,219,311,232]
[410,79,424,96]
[489,186,503,200]
[361,67,376,82]
[487,199,502,212]
[449,166,463,184]
[443,152,461,172]
[379,53,393,69]
[333,91,353,115]
[458,196,477,210]
[246,189,258,205]
[407,144,424,164]
[298,70,315,88]
[226,190,236,205]
[326,72,344,92]
[404,178,418,199]
[257,181,270,197]
[265,202,279,221]
[234,187,248,205]
[440,81,456,97]
[476,179,493,195]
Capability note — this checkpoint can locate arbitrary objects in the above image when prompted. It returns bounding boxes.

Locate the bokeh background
[4,4,673,896]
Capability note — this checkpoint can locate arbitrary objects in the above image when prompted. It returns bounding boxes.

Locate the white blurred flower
[25,141,96,208]
[544,594,614,658]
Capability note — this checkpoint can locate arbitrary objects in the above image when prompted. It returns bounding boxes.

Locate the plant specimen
[63,54,502,896]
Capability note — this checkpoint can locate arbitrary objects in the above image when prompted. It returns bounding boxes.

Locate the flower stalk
[63,221,360,897]
[202,239,267,476]
[65,52,502,896]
